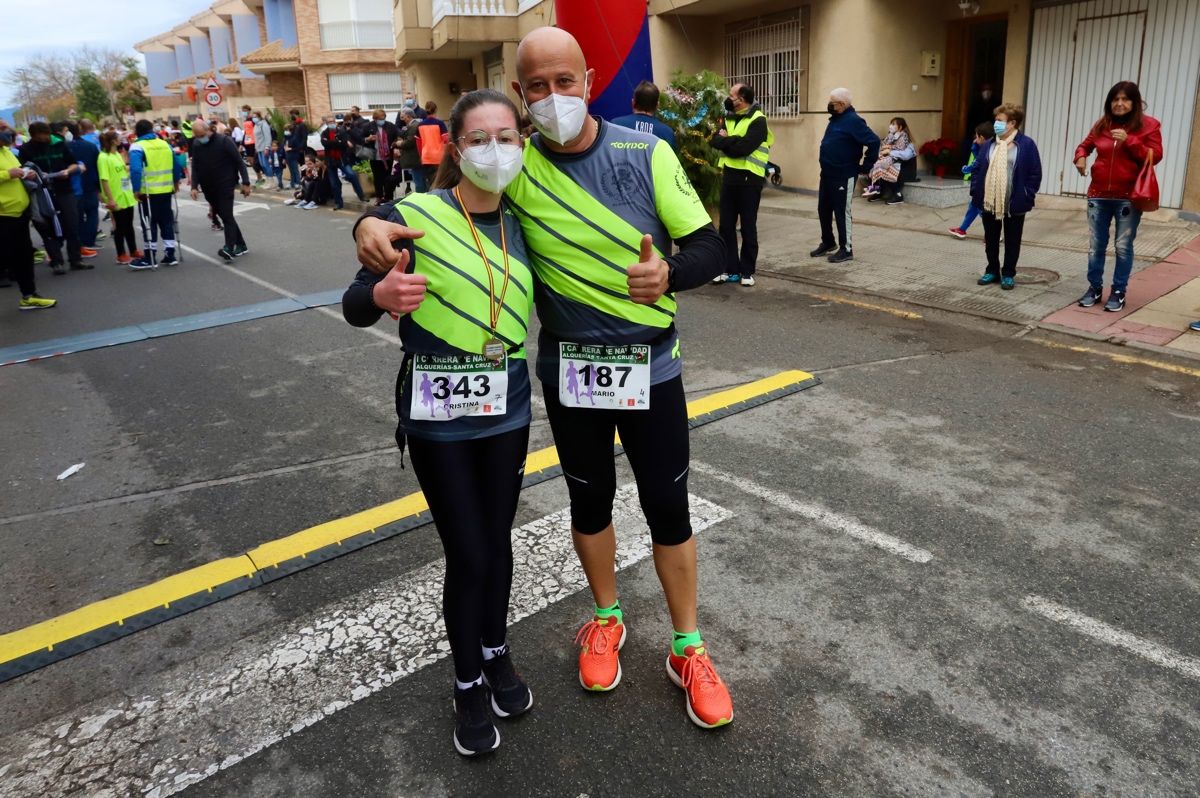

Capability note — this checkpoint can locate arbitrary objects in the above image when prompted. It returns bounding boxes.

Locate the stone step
[903,174,970,208]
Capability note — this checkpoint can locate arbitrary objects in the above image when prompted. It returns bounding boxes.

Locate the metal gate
[1025,0,1200,207]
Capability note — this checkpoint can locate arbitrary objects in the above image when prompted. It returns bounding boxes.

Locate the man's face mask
[523,74,590,144]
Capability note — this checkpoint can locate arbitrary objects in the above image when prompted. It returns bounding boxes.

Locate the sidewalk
[755,189,1200,360]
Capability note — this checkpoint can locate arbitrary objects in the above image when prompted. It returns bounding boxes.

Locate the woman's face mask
[458,138,524,194]
[993,120,1009,137]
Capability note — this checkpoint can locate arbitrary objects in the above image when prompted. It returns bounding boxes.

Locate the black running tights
[408,425,529,683]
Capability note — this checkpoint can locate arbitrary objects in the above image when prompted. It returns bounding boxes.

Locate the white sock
[455,675,483,691]
[482,642,508,662]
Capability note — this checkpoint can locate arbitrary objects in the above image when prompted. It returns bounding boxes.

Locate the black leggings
[112,207,137,256]
[542,375,692,546]
[408,425,530,683]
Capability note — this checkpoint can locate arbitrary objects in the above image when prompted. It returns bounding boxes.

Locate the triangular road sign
[204,76,220,91]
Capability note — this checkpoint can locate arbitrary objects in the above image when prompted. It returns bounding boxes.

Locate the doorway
[942,15,1008,163]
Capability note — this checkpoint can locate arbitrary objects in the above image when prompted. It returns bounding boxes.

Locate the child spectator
[949,122,995,239]
[286,153,328,209]
[863,117,914,203]
[266,141,285,190]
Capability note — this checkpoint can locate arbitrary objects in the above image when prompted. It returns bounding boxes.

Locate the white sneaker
[303,202,317,209]
[711,273,729,284]
[284,198,297,206]
[741,276,756,287]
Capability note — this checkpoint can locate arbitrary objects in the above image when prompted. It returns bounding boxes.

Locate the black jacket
[189,134,250,191]
[17,138,76,192]
[819,106,880,181]
[364,121,400,161]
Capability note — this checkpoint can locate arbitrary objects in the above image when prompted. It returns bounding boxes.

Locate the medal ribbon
[454,185,511,338]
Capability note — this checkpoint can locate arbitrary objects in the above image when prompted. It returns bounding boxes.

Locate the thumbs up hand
[626,234,669,305]
[371,249,427,315]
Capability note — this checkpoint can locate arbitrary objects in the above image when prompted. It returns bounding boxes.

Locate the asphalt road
[1,194,1199,797]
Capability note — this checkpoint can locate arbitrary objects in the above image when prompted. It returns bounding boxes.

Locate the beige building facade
[136,0,411,124]
[392,0,1200,211]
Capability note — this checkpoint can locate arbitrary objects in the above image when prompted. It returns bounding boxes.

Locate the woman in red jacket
[1073,81,1163,311]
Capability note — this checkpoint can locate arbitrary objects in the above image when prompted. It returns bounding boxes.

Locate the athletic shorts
[542,375,692,546]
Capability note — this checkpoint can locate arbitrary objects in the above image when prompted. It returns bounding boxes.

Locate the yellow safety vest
[718,110,774,178]
[140,138,175,194]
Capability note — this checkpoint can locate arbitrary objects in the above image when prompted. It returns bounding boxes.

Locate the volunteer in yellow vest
[129,119,182,267]
[710,82,773,287]
[97,130,142,269]
[353,27,734,731]
[0,128,56,310]
[343,89,535,758]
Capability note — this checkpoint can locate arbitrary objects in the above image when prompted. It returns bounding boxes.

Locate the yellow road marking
[0,370,816,671]
[1030,338,1200,379]
[809,293,923,320]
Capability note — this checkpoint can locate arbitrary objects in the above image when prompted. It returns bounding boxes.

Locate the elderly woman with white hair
[811,88,879,263]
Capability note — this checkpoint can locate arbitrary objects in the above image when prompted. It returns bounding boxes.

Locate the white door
[487,63,504,92]
[1060,12,1146,195]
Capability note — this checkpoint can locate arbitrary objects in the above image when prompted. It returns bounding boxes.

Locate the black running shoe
[828,248,853,264]
[218,246,234,262]
[232,244,249,257]
[809,243,837,258]
[453,684,500,757]
[482,652,533,718]
[1104,289,1126,312]
[1077,285,1103,307]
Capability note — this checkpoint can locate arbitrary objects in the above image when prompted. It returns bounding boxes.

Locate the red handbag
[1131,151,1159,212]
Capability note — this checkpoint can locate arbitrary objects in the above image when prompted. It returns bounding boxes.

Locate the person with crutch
[129,119,182,268]
[189,120,251,261]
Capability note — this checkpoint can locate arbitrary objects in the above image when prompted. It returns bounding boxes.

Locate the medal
[455,186,512,365]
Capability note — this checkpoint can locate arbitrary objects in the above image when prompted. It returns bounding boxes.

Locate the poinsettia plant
[919,137,958,168]
[658,69,728,209]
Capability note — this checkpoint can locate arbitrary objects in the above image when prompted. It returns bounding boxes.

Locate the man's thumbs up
[627,233,669,305]
[371,249,428,315]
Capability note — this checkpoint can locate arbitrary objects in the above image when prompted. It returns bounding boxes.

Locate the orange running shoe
[575,616,627,691]
[115,254,132,266]
[666,644,734,728]
[80,247,99,259]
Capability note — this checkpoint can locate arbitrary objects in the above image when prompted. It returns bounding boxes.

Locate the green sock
[672,629,703,656]
[594,600,622,625]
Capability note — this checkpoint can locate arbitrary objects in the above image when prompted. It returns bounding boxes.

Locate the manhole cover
[1015,267,1060,285]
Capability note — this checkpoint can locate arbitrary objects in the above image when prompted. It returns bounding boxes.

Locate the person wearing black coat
[188,121,251,260]
[364,109,400,204]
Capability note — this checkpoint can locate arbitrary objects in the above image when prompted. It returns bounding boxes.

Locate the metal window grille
[328,72,408,111]
[724,11,803,118]
[318,0,395,50]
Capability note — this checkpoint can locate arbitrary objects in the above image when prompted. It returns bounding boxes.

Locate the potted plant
[353,159,374,198]
[919,137,958,177]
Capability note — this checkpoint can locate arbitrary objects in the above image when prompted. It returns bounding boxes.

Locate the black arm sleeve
[716,117,769,159]
[343,267,386,327]
[665,223,725,292]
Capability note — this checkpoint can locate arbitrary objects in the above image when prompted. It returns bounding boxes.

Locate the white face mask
[524,87,588,145]
[458,140,524,193]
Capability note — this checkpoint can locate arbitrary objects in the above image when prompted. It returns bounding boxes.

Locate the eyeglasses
[457,129,522,149]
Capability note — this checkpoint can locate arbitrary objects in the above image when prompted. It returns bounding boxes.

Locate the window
[724,9,805,119]
[318,0,395,50]
[328,72,407,111]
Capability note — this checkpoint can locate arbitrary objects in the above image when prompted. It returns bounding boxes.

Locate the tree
[75,71,113,119]
[658,70,728,209]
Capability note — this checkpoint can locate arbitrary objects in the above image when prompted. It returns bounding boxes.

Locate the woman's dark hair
[889,117,909,134]
[100,130,121,152]
[432,89,522,191]
[1095,81,1145,133]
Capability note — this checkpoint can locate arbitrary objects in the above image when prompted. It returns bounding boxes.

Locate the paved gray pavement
[758,189,1200,328]
[2,194,1200,796]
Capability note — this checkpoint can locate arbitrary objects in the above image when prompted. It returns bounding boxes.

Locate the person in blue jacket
[811,88,879,264]
[969,103,1042,290]
[62,121,102,252]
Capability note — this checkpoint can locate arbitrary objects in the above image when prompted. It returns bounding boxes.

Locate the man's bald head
[192,119,210,137]
[516,27,586,81]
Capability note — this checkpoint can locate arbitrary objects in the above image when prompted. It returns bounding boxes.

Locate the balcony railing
[432,0,515,26]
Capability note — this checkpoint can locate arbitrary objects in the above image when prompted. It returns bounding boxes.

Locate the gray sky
[0,0,214,103]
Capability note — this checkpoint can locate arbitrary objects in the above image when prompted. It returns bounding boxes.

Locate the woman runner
[342,89,534,757]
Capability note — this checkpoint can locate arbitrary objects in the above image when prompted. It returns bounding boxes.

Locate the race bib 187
[558,343,650,410]
[410,354,508,421]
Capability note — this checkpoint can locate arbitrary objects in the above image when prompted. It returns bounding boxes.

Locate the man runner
[353,26,733,729]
